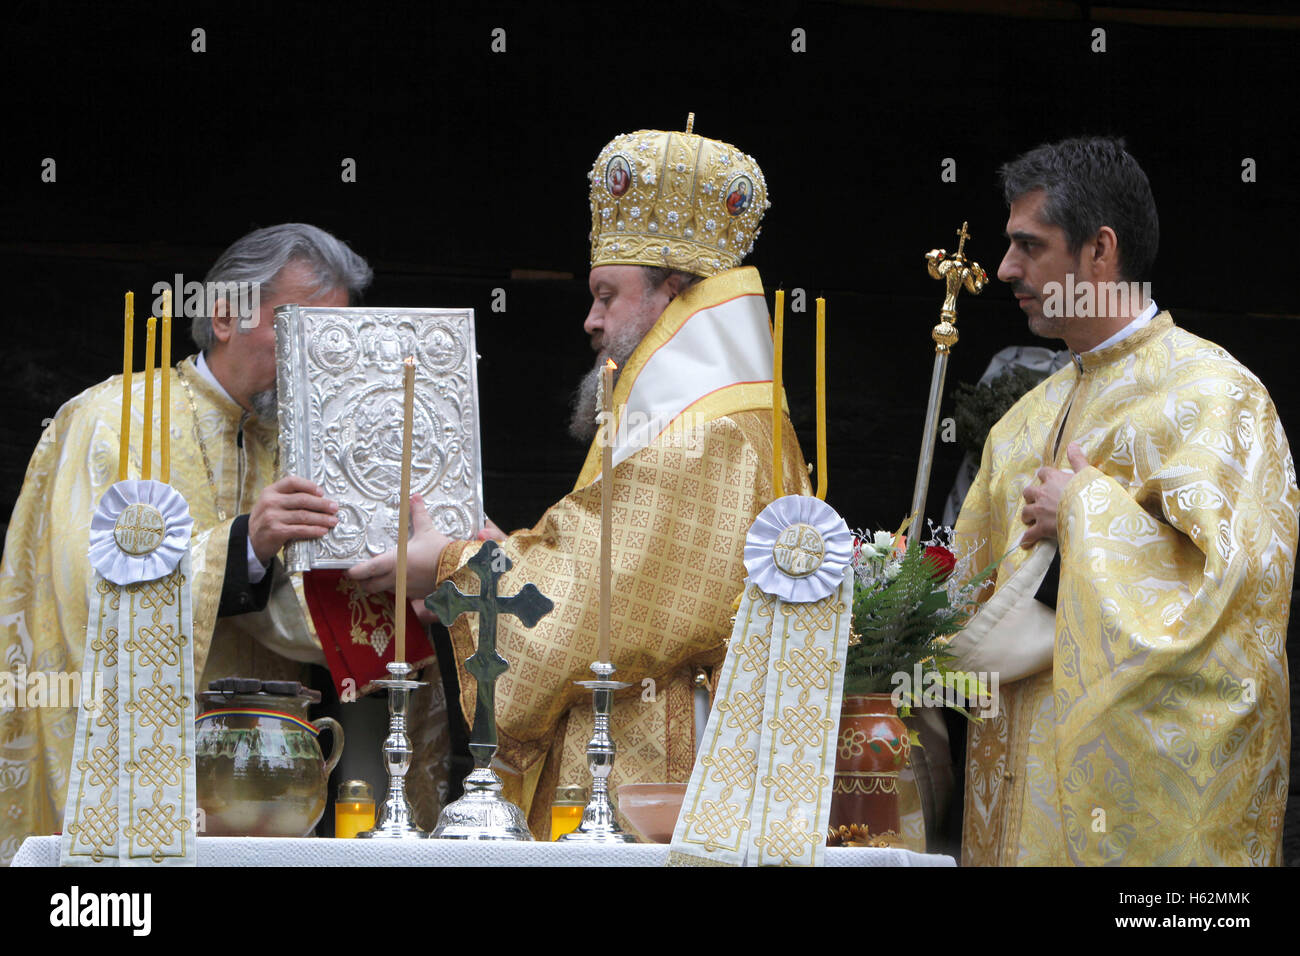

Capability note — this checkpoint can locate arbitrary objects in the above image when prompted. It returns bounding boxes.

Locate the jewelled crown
[589,114,769,278]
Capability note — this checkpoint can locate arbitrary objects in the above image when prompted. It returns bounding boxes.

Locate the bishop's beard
[567,322,647,443]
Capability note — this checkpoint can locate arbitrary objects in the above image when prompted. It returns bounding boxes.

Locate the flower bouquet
[845,519,991,705]
[829,518,993,845]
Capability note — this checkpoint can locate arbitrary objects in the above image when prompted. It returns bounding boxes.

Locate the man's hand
[248,475,339,565]
[477,516,507,543]
[1021,442,1091,548]
[347,493,453,597]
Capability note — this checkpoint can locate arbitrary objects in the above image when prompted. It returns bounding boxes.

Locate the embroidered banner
[668,496,852,866]
[61,480,197,866]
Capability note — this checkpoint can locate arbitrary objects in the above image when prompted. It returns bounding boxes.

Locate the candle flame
[605,359,617,371]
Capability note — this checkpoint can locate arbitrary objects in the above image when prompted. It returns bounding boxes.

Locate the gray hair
[192,223,373,349]
[999,136,1159,283]
[641,266,702,295]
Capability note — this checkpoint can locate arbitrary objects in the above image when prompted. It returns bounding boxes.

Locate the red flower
[923,545,956,581]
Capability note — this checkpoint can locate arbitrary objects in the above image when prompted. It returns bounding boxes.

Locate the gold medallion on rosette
[589,114,769,277]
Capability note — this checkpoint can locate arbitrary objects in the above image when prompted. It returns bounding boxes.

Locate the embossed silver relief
[275,306,483,572]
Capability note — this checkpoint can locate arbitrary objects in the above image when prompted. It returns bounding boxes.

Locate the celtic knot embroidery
[703,745,756,794]
[125,802,189,863]
[773,642,837,691]
[759,760,824,804]
[771,703,834,749]
[682,798,750,851]
[753,814,820,863]
[125,623,180,669]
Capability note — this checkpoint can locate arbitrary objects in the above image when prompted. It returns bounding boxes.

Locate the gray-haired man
[0,223,371,863]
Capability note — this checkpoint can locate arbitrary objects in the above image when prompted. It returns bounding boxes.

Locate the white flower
[630,206,641,218]
[704,218,717,231]
[666,210,679,224]
[642,168,656,186]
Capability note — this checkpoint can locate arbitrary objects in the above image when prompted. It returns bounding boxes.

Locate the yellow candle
[394,357,416,665]
[599,359,616,663]
[119,293,134,482]
[335,780,375,839]
[771,289,785,499]
[141,316,157,481]
[551,785,586,841]
[815,296,827,501]
[160,291,172,484]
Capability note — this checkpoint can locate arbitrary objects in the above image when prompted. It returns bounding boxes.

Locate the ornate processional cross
[426,541,553,769]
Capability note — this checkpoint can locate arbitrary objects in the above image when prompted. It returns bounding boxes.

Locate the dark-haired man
[949,136,1296,865]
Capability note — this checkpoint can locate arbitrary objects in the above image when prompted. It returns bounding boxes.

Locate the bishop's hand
[248,475,339,565]
[1021,442,1091,548]
[347,492,452,598]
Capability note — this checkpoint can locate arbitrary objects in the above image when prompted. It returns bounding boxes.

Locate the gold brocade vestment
[431,269,811,837]
[955,313,1296,865]
[0,356,316,864]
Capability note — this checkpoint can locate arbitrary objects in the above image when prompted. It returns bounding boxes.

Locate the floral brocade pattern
[957,314,1297,866]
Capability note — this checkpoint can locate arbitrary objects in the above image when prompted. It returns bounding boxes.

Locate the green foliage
[844,536,969,695]
[952,365,1048,457]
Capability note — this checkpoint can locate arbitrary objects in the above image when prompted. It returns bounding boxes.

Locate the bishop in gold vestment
[0,359,324,863]
[434,268,810,836]
[954,313,1296,865]
[348,122,810,836]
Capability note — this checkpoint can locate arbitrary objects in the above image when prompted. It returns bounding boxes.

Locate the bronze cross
[426,541,553,769]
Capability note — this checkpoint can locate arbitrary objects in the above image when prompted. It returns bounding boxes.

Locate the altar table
[12,835,955,867]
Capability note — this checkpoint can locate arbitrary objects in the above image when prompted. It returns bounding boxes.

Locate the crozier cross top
[426,541,553,768]
[955,220,971,257]
[925,221,988,330]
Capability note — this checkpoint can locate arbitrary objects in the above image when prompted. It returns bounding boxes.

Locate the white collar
[195,351,239,407]
[1087,300,1159,353]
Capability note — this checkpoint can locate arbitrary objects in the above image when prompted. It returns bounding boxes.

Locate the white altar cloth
[12,835,955,867]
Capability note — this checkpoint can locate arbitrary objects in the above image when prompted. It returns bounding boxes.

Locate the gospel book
[274,305,483,572]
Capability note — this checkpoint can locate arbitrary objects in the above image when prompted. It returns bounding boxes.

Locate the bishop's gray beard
[567,322,646,443]
[251,387,278,424]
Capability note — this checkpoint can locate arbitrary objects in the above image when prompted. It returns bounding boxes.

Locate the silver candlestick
[558,660,636,843]
[357,660,427,839]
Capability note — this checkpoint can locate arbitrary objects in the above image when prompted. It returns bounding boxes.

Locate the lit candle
[771,289,785,499]
[160,290,172,484]
[394,357,416,665]
[141,316,157,481]
[599,358,616,664]
[119,293,133,482]
[816,296,827,501]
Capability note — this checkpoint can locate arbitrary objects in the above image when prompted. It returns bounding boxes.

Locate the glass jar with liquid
[551,785,587,840]
[335,780,376,838]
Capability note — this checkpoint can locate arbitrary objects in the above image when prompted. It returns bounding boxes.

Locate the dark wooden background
[2,0,1297,861]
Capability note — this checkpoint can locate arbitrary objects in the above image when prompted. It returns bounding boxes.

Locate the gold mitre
[589,114,769,278]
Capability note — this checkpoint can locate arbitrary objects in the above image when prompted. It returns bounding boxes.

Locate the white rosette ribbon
[743,494,853,603]
[88,479,194,585]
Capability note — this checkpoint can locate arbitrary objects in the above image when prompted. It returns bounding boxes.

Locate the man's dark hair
[999,136,1159,282]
